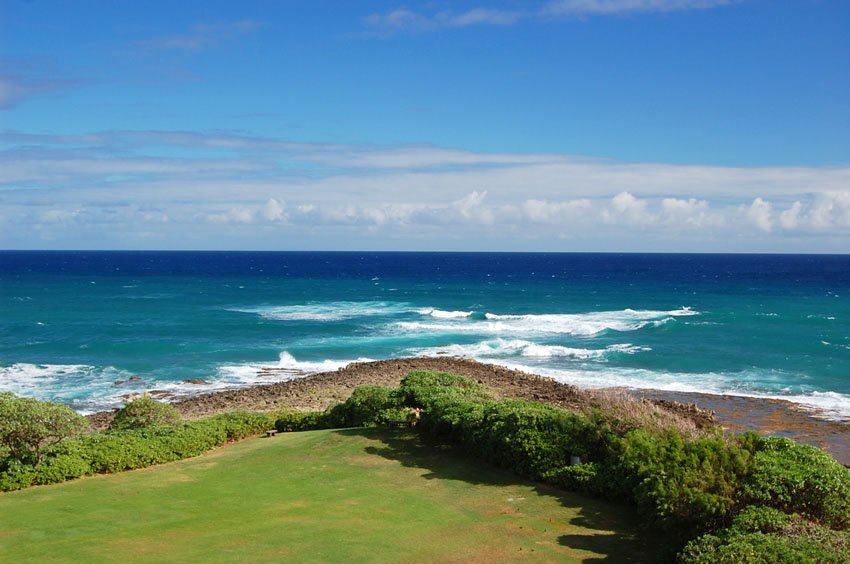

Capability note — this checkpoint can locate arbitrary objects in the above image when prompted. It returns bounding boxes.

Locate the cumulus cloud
[521,198,592,223]
[2,129,850,251]
[659,197,719,228]
[778,201,802,230]
[747,197,773,232]
[603,191,654,226]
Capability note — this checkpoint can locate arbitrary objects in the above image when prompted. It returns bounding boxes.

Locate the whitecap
[215,351,374,384]
[230,301,408,322]
[450,359,850,422]
[397,307,698,337]
[412,339,649,360]
[0,363,137,414]
[416,308,474,319]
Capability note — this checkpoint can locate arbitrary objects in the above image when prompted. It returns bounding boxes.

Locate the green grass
[0,429,658,562]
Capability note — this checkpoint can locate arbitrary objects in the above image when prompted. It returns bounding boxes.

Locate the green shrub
[275,410,328,432]
[0,392,89,467]
[679,510,850,563]
[0,410,273,491]
[0,460,35,491]
[610,429,753,535]
[398,371,490,408]
[110,397,182,431]
[326,385,402,428]
[742,437,850,529]
[544,462,601,494]
[472,400,594,480]
[376,407,412,425]
[731,506,793,534]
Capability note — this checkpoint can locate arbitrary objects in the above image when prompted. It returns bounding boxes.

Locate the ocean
[1,251,849,418]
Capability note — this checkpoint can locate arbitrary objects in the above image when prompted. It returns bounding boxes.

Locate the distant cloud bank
[0,129,847,251]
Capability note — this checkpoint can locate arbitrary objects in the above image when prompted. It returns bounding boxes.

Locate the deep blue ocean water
[1,251,849,417]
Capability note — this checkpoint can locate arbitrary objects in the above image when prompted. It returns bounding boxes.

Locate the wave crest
[399,307,697,337]
[230,301,407,322]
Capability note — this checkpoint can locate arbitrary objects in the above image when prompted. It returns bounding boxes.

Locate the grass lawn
[0,428,658,562]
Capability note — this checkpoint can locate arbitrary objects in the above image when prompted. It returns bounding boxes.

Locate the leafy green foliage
[274,410,329,432]
[109,397,182,431]
[394,371,850,560]
[398,370,490,408]
[0,410,272,491]
[679,508,850,563]
[610,428,753,536]
[742,437,850,529]
[325,385,403,428]
[0,392,88,467]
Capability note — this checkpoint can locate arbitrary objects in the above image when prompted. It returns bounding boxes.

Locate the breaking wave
[397,307,697,337]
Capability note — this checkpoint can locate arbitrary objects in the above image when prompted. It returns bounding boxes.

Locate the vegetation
[109,397,182,430]
[3,370,849,562]
[0,429,656,562]
[272,371,850,561]
[0,392,88,467]
[0,410,271,491]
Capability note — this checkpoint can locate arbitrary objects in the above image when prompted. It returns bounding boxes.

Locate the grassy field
[0,428,657,562]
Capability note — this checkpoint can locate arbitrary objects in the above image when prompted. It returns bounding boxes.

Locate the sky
[0,0,848,252]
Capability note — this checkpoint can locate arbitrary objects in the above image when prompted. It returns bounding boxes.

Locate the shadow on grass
[336,427,658,563]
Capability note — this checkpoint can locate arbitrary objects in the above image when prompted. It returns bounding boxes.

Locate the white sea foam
[231,301,407,322]
[0,363,137,414]
[416,308,474,319]
[413,339,649,360]
[445,358,850,422]
[216,351,374,384]
[397,307,697,337]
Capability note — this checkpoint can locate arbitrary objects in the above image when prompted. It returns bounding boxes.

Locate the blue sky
[1,0,849,251]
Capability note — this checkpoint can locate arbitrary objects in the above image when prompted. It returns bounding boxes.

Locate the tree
[109,397,182,431]
[0,392,89,467]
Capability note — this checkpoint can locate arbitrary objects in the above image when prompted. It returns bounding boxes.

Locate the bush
[325,385,402,428]
[742,437,850,529]
[610,429,753,536]
[679,509,850,563]
[376,407,412,425]
[110,397,182,431]
[274,410,328,432]
[398,371,490,408]
[0,410,273,491]
[0,392,89,467]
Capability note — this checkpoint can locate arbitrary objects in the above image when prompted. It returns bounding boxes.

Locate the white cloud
[364,8,523,31]
[604,191,654,226]
[363,1,735,32]
[451,191,495,224]
[3,129,850,251]
[660,197,719,228]
[261,198,286,222]
[542,0,734,16]
[778,201,802,230]
[746,197,773,232]
[808,192,850,231]
[521,198,592,223]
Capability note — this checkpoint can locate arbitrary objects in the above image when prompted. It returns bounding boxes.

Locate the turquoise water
[1,251,849,417]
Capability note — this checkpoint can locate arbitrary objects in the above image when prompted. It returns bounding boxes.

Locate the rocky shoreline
[88,356,850,465]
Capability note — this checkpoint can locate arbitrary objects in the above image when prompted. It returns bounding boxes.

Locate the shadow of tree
[336,427,659,563]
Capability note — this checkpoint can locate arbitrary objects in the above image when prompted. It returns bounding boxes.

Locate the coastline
[88,356,850,466]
